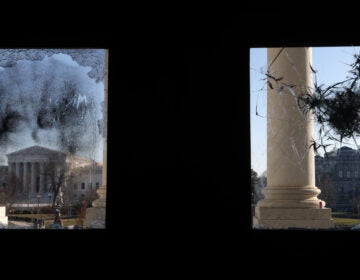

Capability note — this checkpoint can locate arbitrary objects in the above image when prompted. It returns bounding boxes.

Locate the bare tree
[42,154,100,215]
[251,169,266,204]
[41,154,67,209]
[84,189,99,207]
[350,194,360,216]
[0,172,21,207]
[317,172,336,208]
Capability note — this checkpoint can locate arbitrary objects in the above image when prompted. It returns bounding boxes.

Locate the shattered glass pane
[0,49,108,229]
[251,47,360,230]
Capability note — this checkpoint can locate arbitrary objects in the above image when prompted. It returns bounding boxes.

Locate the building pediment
[6,146,66,157]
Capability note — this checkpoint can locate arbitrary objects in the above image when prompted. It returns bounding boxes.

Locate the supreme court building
[5,145,102,205]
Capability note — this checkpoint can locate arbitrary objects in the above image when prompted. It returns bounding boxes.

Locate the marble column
[19,163,23,192]
[253,47,334,229]
[40,162,45,194]
[31,162,36,194]
[0,207,8,228]
[84,50,108,229]
[23,162,28,193]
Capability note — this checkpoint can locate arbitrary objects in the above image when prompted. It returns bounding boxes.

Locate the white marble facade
[7,146,67,203]
[6,145,102,206]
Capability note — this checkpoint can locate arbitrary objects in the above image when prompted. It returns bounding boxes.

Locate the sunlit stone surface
[84,51,108,229]
[253,47,334,229]
[0,207,8,228]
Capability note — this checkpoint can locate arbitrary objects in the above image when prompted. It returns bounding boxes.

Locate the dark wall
[117,22,250,240]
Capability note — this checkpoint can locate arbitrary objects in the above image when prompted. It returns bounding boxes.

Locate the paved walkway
[7,221,34,229]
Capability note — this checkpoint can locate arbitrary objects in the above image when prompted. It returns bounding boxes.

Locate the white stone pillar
[84,50,108,229]
[18,162,24,192]
[0,207,8,228]
[40,162,45,194]
[31,162,36,194]
[23,162,28,193]
[253,47,334,229]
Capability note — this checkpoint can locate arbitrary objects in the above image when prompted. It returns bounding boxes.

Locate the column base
[253,206,334,229]
[84,187,106,229]
[84,207,106,228]
[0,207,8,228]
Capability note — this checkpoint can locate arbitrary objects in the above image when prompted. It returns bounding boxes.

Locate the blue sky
[250,47,360,176]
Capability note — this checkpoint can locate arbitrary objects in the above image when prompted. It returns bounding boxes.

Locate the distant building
[65,163,102,205]
[315,146,360,212]
[5,145,102,206]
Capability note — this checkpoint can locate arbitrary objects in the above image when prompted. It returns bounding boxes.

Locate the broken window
[251,47,360,230]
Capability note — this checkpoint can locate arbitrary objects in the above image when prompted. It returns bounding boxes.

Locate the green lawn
[330,212,360,228]
[331,212,348,217]
[333,217,360,228]
[9,214,82,228]
[44,218,79,228]
[8,213,54,219]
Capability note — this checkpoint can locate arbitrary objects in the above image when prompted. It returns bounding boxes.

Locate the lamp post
[36,194,41,215]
